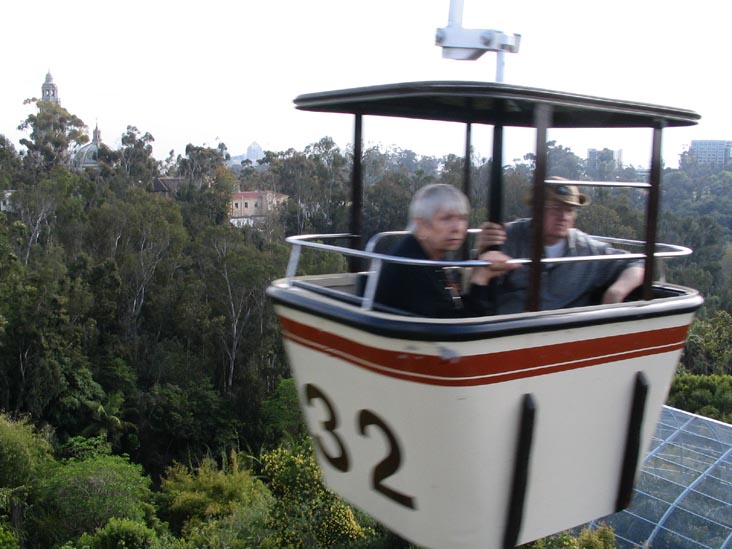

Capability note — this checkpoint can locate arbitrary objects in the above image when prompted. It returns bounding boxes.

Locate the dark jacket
[374,234,490,318]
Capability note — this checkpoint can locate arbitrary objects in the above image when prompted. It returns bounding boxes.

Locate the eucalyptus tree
[0,414,54,534]
[363,171,412,239]
[119,125,159,185]
[304,137,350,233]
[0,135,22,189]
[193,225,286,393]
[116,190,188,341]
[175,142,230,189]
[17,99,87,181]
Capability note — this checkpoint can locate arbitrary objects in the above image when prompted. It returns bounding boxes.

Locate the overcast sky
[1,0,728,168]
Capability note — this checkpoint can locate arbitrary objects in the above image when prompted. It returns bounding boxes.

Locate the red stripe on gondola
[277,316,689,387]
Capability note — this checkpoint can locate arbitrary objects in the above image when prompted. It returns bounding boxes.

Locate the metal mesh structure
[587,406,732,548]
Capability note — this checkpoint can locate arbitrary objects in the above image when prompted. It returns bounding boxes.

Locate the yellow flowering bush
[260,439,375,548]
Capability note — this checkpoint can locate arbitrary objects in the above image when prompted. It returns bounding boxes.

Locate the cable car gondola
[266,81,703,549]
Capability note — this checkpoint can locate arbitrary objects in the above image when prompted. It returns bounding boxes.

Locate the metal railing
[283,231,692,312]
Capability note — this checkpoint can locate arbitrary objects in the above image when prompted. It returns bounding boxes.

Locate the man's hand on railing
[470,250,519,286]
[476,222,507,253]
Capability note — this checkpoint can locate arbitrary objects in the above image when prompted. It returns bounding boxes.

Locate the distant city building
[586,148,623,178]
[689,140,732,165]
[230,190,287,227]
[72,124,102,171]
[227,142,267,173]
[246,142,264,163]
[41,71,60,105]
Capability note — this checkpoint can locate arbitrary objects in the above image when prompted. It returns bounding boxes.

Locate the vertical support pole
[462,122,473,260]
[349,114,364,272]
[489,124,504,224]
[615,371,649,512]
[503,393,537,549]
[496,50,506,83]
[643,123,665,300]
[447,0,465,27]
[463,122,472,202]
[529,104,551,312]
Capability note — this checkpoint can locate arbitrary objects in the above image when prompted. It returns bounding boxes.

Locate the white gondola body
[270,278,700,549]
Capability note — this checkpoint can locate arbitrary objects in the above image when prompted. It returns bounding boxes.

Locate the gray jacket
[492,218,642,314]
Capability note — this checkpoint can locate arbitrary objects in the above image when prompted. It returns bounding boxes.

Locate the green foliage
[0,135,22,190]
[522,523,616,548]
[76,517,160,549]
[180,505,271,549]
[0,413,53,539]
[576,193,644,241]
[668,373,732,423]
[0,524,19,549]
[363,173,413,240]
[178,173,235,234]
[0,414,53,491]
[295,246,348,276]
[136,380,240,480]
[682,312,732,375]
[175,143,229,188]
[260,438,375,548]
[157,452,273,538]
[17,100,87,179]
[260,377,306,446]
[57,435,112,461]
[119,126,160,184]
[27,454,155,547]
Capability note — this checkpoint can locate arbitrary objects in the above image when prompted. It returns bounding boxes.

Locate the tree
[27,454,155,547]
[0,243,104,433]
[0,136,22,190]
[79,391,136,450]
[17,99,87,180]
[303,137,350,233]
[667,373,732,423]
[157,453,273,538]
[135,378,240,481]
[660,213,723,311]
[112,190,187,340]
[175,143,230,189]
[193,226,284,393]
[522,523,616,548]
[0,413,53,535]
[178,165,236,234]
[76,517,162,549]
[260,439,376,548]
[576,194,643,241]
[522,141,585,181]
[363,173,412,240]
[119,126,159,184]
[12,175,64,265]
[681,311,732,375]
[260,377,306,446]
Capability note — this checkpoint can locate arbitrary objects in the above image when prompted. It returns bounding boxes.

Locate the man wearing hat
[477,180,644,314]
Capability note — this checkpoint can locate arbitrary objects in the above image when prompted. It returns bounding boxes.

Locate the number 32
[305,383,416,510]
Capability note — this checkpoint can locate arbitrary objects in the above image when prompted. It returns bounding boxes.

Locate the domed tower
[72,124,102,171]
[41,71,60,105]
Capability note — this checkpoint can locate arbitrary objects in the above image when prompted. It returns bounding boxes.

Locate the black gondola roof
[294,81,700,128]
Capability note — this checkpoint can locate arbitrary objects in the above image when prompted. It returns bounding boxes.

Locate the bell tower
[41,71,60,104]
